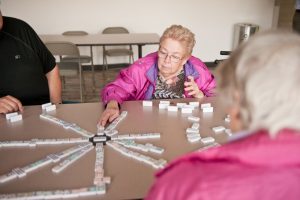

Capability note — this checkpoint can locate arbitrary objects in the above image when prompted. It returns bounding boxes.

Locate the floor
[62,66,122,103]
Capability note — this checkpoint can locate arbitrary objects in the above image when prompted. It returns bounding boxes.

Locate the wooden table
[0,98,228,199]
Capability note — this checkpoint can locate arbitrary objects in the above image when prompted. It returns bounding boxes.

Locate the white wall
[1,0,275,63]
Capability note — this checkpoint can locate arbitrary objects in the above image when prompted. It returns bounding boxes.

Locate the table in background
[0,98,228,200]
[40,33,160,60]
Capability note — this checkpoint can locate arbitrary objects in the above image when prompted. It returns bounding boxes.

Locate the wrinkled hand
[98,100,120,127]
[0,95,23,114]
[184,76,204,98]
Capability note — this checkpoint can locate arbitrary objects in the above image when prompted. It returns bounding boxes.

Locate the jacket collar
[184,60,199,78]
[146,62,158,86]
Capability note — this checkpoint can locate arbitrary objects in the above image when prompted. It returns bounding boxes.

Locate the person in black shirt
[0,10,62,114]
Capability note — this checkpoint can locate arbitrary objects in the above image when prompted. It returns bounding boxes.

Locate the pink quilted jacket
[101,52,216,104]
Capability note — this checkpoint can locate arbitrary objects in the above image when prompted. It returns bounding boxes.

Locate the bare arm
[46,65,62,104]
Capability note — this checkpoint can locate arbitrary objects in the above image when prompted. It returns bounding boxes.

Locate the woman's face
[157,38,189,79]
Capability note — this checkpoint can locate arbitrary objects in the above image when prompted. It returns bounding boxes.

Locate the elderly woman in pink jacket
[99,25,216,126]
[146,31,300,200]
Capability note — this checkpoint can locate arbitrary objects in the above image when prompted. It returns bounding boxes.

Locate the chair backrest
[45,41,81,77]
[45,41,80,57]
[62,31,88,36]
[102,27,129,34]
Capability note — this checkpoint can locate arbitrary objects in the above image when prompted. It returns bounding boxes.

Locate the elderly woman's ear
[228,105,242,132]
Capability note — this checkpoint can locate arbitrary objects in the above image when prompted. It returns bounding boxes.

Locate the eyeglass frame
[157,49,184,63]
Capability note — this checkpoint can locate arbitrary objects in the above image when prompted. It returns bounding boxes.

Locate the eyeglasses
[158,50,182,63]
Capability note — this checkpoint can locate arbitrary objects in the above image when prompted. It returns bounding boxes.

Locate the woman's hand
[98,100,120,126]
[184,76,204,98]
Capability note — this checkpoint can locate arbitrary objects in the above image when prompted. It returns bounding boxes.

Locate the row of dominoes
[0,143,92,183]
[0,138,89,148]
[104,111,128,134]
[52,144,94,173]
[5,112,22,123]
[143,100,200,108]
[144,100,215,114]
[106,141,167,169]
[94,143,111,186]
[115,140,164,154]
[111,133,161,140]
[40,114,94,138]
[0,185,106,199]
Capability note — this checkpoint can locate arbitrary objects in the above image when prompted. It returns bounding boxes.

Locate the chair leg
[79,64,83,103]
[104,55,108,70]
[131,54,134,63]
[61,76,66,89]
[91,64,95,90]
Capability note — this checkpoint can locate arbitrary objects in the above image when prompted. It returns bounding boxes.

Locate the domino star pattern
[0,110,166,199]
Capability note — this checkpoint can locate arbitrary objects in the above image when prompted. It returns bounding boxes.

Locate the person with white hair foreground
[146,31,300,200]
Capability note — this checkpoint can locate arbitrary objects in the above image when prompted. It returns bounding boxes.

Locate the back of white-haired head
[217,30,300,137]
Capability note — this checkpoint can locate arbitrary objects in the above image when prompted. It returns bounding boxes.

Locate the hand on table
[184,76,204,98]
[0,95,23,114]
[98,100,120,127]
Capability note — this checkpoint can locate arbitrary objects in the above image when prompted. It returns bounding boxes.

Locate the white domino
[45,104,56,112]
[159,100,170,105]
[201,103,211,109]
[225,115,231,123]
[188,136,201,143]
[176,103,187,108]
[181,107,193,113]
[97,124,105,135]
[93,136,107,142]
[167,106,178,112]
[225,129,232,136]
[41,102,52,109]
[191,123,200,130]
[186,128,199,134]
[202,106,214,113]
[189,102,200,107]
[188,116,200,122]
[9,114,22,122]
[142,101,153,107]
[5,112,18,120]
[212,126,225,133]
[159,103,168,109]
[201,137,215,144]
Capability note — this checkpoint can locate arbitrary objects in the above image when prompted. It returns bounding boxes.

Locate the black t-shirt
[0,16,56,105]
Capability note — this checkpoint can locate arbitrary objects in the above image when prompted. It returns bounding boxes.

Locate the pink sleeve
[101,67,138,105]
